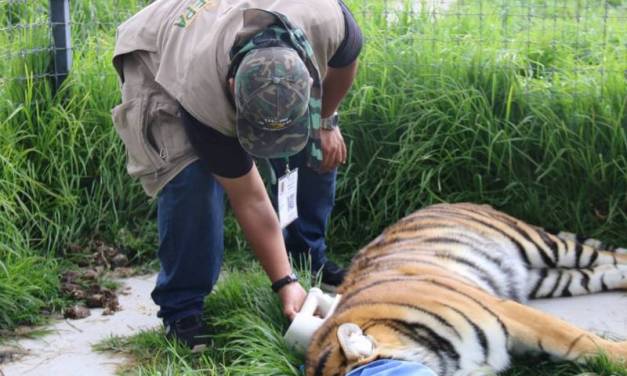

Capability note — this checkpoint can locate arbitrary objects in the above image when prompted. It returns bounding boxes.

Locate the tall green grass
[330,0,626,257]
[0,0,153,329]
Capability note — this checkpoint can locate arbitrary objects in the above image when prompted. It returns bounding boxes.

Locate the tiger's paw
[337,323,376,362]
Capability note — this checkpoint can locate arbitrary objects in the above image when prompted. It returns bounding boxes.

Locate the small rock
[112,267,134,278]
[112,254,128,268]
[82,269,99,280]
[77,258,91,267]
[61,270,80,283]
[86,294,104,308]
[64,305,90,319]
[61,282,82,295]
[92,251,107,266]
[102,290,120,312]
[88,283,102,294]
[119,286,132,295]
[71,289,87,300]
[106,300,120,313]
[102,307,115,316]
[99,243,119,259]
[66,243,82,254]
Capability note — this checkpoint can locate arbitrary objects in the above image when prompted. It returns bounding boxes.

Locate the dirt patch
[61,240,137,319]
[61,270,120,318]
[65,239,131,270]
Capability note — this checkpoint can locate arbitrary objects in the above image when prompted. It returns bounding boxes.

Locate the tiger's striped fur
[306,203,627,376]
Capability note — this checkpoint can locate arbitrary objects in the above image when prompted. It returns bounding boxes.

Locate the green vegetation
[96,265,311,375]
[1,0,152,329]
[1,0,625,374]
[331,0,627,258]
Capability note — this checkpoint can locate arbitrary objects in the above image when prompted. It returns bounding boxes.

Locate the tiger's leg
[556,231,627,254]
[533,230,627,269]
[527,265,627,298]
[495,299,627,363]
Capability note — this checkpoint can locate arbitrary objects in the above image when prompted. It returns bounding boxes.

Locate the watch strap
[271,273,299,292]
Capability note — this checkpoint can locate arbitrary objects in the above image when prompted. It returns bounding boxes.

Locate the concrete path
[529,292,627,341]
[1,274,625,376]
[1,274,160,376]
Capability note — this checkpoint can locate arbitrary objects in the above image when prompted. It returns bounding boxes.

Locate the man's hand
[278,282,307,321]
[320,127,347,173]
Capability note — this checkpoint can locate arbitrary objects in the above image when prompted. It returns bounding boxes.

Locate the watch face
[321,113,338,129]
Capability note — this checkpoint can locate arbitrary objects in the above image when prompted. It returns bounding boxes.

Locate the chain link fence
[0,0,625,102]
[0,0,149,97]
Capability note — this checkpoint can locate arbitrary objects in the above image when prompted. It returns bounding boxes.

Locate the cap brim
[236,110,310,159]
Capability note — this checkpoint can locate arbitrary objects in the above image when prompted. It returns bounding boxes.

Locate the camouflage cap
[235,46,314,159]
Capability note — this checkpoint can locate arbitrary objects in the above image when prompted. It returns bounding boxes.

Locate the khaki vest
[111,0,345,196]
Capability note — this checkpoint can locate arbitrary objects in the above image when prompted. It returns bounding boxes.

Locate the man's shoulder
[114,0,186,56]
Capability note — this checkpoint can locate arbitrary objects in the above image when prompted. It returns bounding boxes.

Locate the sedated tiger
[306,202,627,376]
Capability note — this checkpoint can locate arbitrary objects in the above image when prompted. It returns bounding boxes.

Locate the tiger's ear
[337,323,377,362]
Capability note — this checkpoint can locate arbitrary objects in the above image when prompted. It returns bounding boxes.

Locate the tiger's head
[304,237,463,376]
[305,301,443,376]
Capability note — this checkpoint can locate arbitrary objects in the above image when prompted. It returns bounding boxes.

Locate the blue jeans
[151,154,336,323]
[269,149,336,272]
[347,359,437,376]
[151,161,225,323]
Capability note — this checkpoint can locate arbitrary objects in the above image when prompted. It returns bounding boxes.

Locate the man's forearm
[216,166,293,283]
[235,197,292,282]
[321,60,359,118]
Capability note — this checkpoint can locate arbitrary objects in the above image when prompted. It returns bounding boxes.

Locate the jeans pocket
[112,97,166,177]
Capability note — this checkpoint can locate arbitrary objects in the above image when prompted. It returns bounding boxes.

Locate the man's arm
[321,60,359,118]
[318,60,359,172]
[214,164,306,320]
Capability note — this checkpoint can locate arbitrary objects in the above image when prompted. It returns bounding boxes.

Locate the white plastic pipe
[283,288,342,354]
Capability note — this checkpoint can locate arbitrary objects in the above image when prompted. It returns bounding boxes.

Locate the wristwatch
[320,111,339,130]
[271,273,299,293]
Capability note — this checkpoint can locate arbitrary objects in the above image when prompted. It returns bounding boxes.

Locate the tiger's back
[307,203,627,376]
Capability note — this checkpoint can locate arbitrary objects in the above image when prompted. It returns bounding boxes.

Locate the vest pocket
[111,97,166,177]
[148,100,192,163]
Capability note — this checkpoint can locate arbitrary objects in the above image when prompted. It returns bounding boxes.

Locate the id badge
[278,168,299,228]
